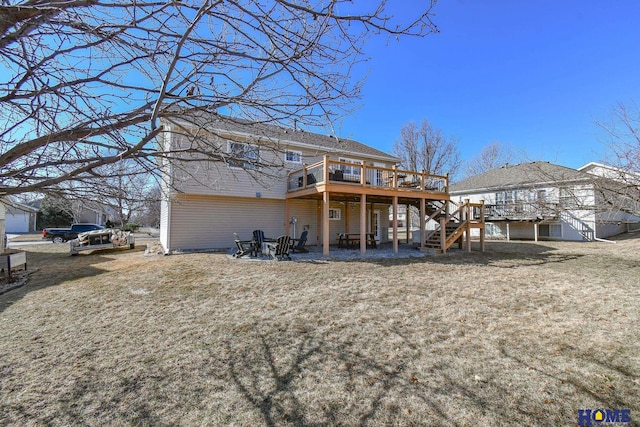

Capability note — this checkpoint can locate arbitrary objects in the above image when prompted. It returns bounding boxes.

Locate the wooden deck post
[480,200,486,252]
[392,195,399,253]
[302,164,308,187]
[405,203,411,244]
[360,194,367,255]
[361,160,366,185]
[534,222,539,242]
[465,199,471,252]
[323,191,330,256]
[420,198,426,250]
[323,155,330,184]
[393,165,398,189]
[440,217,447,254]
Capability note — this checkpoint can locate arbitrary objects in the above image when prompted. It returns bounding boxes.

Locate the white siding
[159,197,170,253]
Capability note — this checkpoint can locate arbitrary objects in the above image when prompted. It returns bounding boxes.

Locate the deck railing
[287,157,449,194]
[485,202,559,219]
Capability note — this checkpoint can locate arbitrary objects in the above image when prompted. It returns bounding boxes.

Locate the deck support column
[534,222,539,242]
[405,203,411,244]
[360,194,367,255]
[480,200,486,252]
[465,199,471,252]
[323,191,330,257]
[420,198,426,250]
[506,222,510,241]
[392,195,399,253]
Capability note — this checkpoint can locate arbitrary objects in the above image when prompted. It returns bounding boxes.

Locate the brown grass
[1,237,639,426]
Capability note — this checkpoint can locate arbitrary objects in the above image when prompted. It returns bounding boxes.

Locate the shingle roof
[450,161,592,194]
[163,110,398,162]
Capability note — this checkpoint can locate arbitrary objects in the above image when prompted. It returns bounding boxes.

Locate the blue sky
[336,1,640,170]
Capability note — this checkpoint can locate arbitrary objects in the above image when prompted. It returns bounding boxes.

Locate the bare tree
[393,119,462,178]
[594,102,640,219]
[465,141,514,178]
[0,1,439,198]
[131,184,162,228]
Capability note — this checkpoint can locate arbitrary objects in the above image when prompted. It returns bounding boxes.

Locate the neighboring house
[71,201,113,226]
[450,161,640,241]
[4,201,38,233]
[0,201,5,249]
[158,112,480,255]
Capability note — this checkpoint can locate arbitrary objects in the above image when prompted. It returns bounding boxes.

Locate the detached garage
[5,202,38,233]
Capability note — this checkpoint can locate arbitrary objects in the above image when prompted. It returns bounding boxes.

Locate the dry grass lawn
[1,237,639,426]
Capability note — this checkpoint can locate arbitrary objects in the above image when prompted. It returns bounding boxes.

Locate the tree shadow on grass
[0,245,142,314]
[220,328,584,426]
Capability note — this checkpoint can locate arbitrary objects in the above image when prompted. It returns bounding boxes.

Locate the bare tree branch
[392,119,461,179]
[0,0,438,197]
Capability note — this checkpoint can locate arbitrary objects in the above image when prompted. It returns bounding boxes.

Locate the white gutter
[594,237,616,243]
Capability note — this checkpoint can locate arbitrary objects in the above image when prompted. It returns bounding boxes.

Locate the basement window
[329,208,341,220]
[539,223,562,238]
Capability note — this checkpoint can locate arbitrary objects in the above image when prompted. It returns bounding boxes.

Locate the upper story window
[559,187,579,208]
[228,142,259,169]
[285,150,302,164]
[339,157,361,177]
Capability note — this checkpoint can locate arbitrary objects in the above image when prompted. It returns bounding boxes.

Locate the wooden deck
[286,157,450,203]
[285,156,485,256]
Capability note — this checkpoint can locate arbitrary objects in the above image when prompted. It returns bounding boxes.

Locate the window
[339,157,361,177]
[559,188,579,208]
[228,142,259,169]
[539,223,562,238]
[285,150,302,163]
[328,208,341,220]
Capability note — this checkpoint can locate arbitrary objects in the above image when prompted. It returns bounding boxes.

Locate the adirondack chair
[291,230,308,253]
[233,233,255,258]
[252,229,267,257]
[266,235,292,260]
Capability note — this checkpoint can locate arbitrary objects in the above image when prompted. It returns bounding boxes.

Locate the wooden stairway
[420,199,475,253]
[423,220,467,253]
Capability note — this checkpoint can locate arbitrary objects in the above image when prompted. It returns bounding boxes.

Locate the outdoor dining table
[338,233,377,249]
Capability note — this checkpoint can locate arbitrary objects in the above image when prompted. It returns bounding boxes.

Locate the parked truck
[42,223,104,243]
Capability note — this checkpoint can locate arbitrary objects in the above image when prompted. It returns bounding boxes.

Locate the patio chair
[252,229,267,257]
[266,235,292,261]
[291,230,308,253]
[233,233,255,258]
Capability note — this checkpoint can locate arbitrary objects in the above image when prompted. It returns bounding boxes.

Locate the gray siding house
[450,161,640,241]
[158,112,459,255]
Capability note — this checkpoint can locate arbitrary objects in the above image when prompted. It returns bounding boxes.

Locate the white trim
[328,208,341,220]
[285,149,302,164]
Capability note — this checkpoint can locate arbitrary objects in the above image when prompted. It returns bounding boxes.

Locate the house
[450,161,640,241]
[0,202,5,249]
[3,200,38,233]
[158,112,484,255]
[70,200,113,226]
